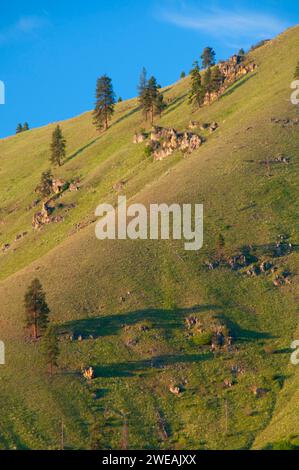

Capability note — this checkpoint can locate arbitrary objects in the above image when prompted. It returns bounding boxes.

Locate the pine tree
[139,76,165,124]
[203,67,213,103]
[42,325,59,375]
[35,170,53,199]
[118,97,123,103]
[238,48,245,61]
[148,76,165,124]
[211,66,225,94]
[180,71,186,79]
[50,125,66,167]
[201,47,216,69]
[16,123,23,134]
[23,122,29,131]
[188,61,205,108]
[294,61,299,79]
[93,75,116,131]
[138,67,147,96]
[24,279,50,339]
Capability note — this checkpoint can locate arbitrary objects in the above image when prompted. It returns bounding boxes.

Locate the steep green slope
[0,26,298,449]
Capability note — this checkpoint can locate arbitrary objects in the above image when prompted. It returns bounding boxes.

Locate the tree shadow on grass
[63,305,222,339]
[64,136,101,164]
[93,352,211,378]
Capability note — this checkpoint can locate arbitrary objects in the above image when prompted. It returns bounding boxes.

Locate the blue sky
[0,0,298,137]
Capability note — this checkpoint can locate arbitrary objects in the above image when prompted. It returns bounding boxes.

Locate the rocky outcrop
[204,55,257,105]
[32,201,53,229]
[146,126,203,161]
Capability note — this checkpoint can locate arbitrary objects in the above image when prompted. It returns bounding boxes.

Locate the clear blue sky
[0,0,298,137]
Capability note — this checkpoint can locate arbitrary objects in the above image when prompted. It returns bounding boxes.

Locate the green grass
[0,26,298,449]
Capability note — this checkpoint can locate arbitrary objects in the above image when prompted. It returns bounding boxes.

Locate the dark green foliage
[180,71,186,79]
[50,125,66,167]
[24,279,50,339]
[93,75,116,131]
[16,123,23,134]
[201,47,216,69]
[23,122,30,131]
[144,145,153,158]
[203,67,213,103]
[139,76,166,124]
[294,61,299,79]
[238,48,246,60]
[42,325,59,375]
[35,170,53,199]
[211,66,225,93]
[188,61,205,108]
[118,97,123,103]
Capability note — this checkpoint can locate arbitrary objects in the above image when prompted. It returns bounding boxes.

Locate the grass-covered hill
[0,26,298,450]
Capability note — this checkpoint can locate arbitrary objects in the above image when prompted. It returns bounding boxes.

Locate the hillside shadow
[65,136,101,163]
[219,73,257,100]
[63,305,222,339]
[93,353,211,378]
[162,93,188,117]
[111,106,140,127]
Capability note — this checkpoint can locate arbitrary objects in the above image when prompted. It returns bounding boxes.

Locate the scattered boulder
[189,121,199,130]
[223,378,233,389]
[82,366,94,381]
[133,132,147,144]
[169,385,182,396]
[69,181,80,192]
[52,178,67,194]
[209,122,219,133]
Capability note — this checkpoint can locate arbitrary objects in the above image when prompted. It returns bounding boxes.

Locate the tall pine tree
[188,61,205,108]
[24,279,50,339]
[23,122,30,131]
[93,75,116,131]
[201,47,216,69]
[42,325,60,375]
[50,125,66,167]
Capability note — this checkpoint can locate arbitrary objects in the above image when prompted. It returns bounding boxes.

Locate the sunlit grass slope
[0,26,298,449]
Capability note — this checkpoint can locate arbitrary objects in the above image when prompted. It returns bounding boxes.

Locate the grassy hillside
[0,26,298,450]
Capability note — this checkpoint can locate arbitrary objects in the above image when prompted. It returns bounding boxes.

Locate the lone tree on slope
[24,279,50,340]
[50,125,66,167]
[35,170,53,199]
[93,75,116,131]
[23,122,30,131]
[16,123,23,134]
[42,325,60,375]
[189,61,205,108]
[201,47,216,69]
